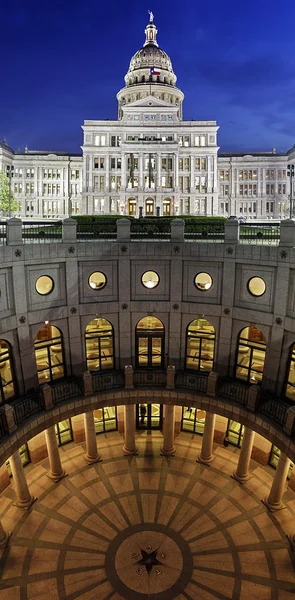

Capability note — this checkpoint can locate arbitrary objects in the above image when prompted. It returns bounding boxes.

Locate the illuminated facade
[0,14,295,219]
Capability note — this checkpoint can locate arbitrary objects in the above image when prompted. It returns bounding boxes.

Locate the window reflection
[181,407,205,435]
[55,419,73,446]
[93,407,117,433]
[34,325,65,384]
[85,318,114,372]
[186,318,215,372]
[0,340,16,403]
[235,326,266,383]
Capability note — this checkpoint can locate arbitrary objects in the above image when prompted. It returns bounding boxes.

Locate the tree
[0,171,21,216]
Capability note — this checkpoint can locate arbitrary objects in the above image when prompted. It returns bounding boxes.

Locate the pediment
[123,95,174,109]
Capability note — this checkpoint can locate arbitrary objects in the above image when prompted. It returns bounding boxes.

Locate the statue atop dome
[148,10,154,23]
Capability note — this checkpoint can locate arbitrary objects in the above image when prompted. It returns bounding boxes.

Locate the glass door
[145,199,154,215]
[136,335,164,368]
[128,199,137,216]
[181,407,205,435]
[163,199,172,216]
[136,403,163,429]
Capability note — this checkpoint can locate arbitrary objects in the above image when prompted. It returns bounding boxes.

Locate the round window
[141,271,160,289]
[35,275,54,295]
[248,276,266,297]
[88,272,107,290]
[194,272,213,291]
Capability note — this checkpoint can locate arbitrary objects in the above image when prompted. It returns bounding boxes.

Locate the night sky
[1,0,295,154]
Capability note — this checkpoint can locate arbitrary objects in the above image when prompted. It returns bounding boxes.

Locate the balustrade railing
[12,390,43,425]
[217,377,249,407]
[22,221,63,243]
[258,396,289,427]
[76,220,117,241]
[175,371,208,393]
[133,370,167,387]
[239,223,280,245]
[0,222,7,245]
[51,378,83,405]
[184,220,225,242]
[130,219,171,241]
[92,370,125,392]
[0,410,8,439]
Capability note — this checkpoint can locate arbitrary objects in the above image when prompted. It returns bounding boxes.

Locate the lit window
[235,326,266,383]
[85,318,114,372]
[35,275,54,295]
[88,272,107,290]
[0,340,16,402]
[186,318,215,372]
[194,272,213,291]
[248,277,266,297]
[141,271,159,289]
[34,325,65,384]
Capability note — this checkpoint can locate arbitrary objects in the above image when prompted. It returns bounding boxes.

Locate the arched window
[136,316,164,369]
[0,340,16,402]
[235,326,266,383]
[285,343,295,401]
[85,318,114,372]
[186,319,215,372]
[34,325,65,384]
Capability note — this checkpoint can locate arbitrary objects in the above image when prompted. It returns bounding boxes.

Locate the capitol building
[0,14,295,600]
[1,13,295,220]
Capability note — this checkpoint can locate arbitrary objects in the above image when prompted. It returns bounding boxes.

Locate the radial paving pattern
[0,431,295,599]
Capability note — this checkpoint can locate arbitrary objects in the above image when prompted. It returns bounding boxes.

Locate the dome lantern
[144,11,158,47]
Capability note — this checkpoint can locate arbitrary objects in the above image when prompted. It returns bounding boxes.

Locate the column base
[84,454,102,465]
[0,531,10,549]
[262,497,287,512]
[231,472,252,484]
[123,445,138,456]
[287,534,295,551]
[197,454,214,466]
[46,470,68,483]
[13,495,36,510]
[160,446,175,456]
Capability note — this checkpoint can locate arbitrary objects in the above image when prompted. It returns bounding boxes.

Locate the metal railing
[259,396,289,427]
[0,222,7,246]
[175,370,209,393]
[51,378,82,405]
[76,220,117,241]
[239,223,280,245]
[0,411,8,439]
[217,377,249,407]
[130,219,171,241]
[184,220,225,242]
[92,370,125,392]
[133,370,167,387]
[12,390,43,425]
[22,221,63,243]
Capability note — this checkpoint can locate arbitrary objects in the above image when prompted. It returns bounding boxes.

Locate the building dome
[124,13,177,87]
[128,45,174,76]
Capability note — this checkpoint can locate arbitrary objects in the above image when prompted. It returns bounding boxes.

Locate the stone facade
[1,15,295,220]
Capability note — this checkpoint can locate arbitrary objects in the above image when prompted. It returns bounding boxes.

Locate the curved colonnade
[1,230,295,558]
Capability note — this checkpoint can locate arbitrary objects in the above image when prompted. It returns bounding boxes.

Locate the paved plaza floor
[0,431,294,599]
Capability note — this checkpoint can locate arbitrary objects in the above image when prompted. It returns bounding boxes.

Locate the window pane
[152,338,162,365]
[138,338,148,365]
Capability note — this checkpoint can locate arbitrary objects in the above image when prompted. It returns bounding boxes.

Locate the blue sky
[1,0,295,154]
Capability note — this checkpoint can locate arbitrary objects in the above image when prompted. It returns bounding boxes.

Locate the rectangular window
[201,158,206,170]
[195,158,200,170]
[179,159,183,170]
[184,158,190,170]
[111,158,116,169]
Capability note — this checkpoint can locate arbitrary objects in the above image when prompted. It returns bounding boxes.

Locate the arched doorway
[186,318,215,372]
[34,325,65,384]
[163,197,172,216]
[128,198,137,216]
[235,326,266,383]
[135,316,164,368]
[85,317,114,372]
[145,198,154,216]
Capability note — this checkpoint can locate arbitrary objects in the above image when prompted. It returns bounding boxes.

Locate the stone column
[45,426,67,482]
[263,452,291,511]
[10,451,35,509]
[157,154,161,189]
[0,520,10,548]
[123,404,138,455]
[197,412,216,465]
[121,154,127,189]
[161,405,175,456]
[139,154,144,189]
[84,411,101,464]
[232,427,255,483]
